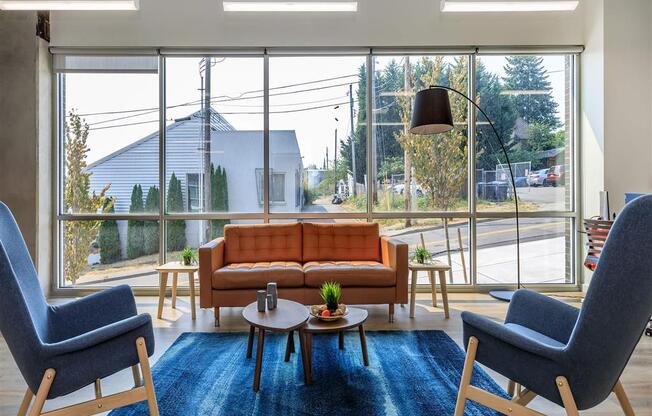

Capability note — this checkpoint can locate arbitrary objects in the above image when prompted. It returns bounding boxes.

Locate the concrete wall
[0,12,52,296]
[49,0,586,47]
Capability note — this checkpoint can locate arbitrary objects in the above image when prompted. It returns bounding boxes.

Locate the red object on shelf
[583,218,613,271]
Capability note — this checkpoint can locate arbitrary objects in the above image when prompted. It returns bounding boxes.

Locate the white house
[86,109,303,255]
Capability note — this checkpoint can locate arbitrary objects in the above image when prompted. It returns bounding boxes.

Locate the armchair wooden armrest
[199,237,225,308]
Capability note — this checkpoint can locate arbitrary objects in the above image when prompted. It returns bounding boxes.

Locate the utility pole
[334,128,338,194]
[202,57,212,240]
[403,56,412,228]
[349,83,357,196]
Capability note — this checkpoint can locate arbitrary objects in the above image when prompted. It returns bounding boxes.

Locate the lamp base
[489,290,515,302]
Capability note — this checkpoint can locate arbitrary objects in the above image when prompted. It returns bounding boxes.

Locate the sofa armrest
[381,236,409,303]
[199,237,224,308]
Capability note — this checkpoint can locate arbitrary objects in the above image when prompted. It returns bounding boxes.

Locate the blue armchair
[455,195,652,416]
[0,202,159,416]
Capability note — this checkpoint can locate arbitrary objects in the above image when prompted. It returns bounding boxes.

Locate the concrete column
[0,12,52,296]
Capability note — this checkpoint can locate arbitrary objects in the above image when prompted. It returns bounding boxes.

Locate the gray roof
[86,108,233,170]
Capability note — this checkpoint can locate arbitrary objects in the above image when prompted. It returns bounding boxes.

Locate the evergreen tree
[97,198,121,264]
[127,184,144,259]
[167,173,186,251]
[143,186,160,255]
[476,61,518,170]
[210,164,230,238]
[503,56,559,128]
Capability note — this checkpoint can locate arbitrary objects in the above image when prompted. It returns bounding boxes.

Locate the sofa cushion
[303,261,395,288]
[224,223,302,264]
[213,262,304,290]
[302,223,380,262]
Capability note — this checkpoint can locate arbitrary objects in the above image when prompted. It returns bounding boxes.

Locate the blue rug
[110,331,508,415]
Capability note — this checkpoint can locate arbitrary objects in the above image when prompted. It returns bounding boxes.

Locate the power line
[89,99,359,131]
[77,73,359,118]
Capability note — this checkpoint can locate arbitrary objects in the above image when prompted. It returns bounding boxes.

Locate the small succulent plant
[413,246,432,264]
[320,281,342,312]
[180,247,197,266]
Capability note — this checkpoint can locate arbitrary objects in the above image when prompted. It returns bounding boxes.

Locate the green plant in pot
[413,246,432,264]
[180,247,197,266]
[320,281,342,313]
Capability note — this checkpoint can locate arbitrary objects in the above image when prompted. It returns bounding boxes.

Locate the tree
[210,164,230,238]
[503,56,559,128]
[475,61,518,170]
[63,111,110,284]
[127,184,144,259]
[97,198,120,264]
[395,57,468,211]
[144,186,160,255]
[167,173,186,251]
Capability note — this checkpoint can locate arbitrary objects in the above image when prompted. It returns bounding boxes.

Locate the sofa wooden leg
[17,388,33,416]
[507,380,516,397]
[214,307,220,327]
[556,376,579,416]
[613,380,635,416]
[389,304,395,322]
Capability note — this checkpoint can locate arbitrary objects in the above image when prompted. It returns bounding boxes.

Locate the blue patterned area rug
[110,331,507,415]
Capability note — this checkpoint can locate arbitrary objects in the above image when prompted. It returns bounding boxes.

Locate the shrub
[97,198,121,264]
[167,173,186,251]
[127,184,144,259]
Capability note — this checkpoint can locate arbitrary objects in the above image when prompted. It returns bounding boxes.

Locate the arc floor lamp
[410,86,521,302]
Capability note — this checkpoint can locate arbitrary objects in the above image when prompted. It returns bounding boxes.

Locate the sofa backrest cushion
[224,223,302,264]
[302,222,380,262]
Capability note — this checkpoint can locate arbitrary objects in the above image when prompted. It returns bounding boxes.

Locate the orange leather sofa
[199,222,408,326]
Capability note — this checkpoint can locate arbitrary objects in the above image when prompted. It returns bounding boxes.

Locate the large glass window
[269,56,368,214]
[55,51,578,291]
[373,55,470,213]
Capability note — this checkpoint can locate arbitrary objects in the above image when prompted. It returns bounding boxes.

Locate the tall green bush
[210,164,230,238]
[167,173,186,251]
[97,198,121,264]
[144,186,160,255]
[127,184,144,259]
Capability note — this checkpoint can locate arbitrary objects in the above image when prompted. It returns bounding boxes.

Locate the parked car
[544,165,565,187]
[527,169,549,187]
[392,183,424,197]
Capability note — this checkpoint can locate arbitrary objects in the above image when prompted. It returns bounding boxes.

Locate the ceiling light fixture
[0,0,138,10]
[223,2,358,12]
[440,0,579,12]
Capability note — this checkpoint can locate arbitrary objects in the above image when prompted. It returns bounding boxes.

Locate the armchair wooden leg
[214,307,220,327]
[29,369,55,416]
[17,388,33,416]
[132,365,142,387]
[613,380,635,416]
[136,337,159,416]
[389,303,395,323]
[507,380,516,397]
[556,376,579,416]
[94,379,102,399]
[454,336,478,416]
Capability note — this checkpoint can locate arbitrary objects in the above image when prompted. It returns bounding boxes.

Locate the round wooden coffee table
[242,299,310,392]
[302,307,369,384]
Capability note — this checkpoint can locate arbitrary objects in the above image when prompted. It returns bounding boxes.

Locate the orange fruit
[321,310,331,317]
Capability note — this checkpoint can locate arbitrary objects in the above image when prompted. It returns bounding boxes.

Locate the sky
[64,55,568,167]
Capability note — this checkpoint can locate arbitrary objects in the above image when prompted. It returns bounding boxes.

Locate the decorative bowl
[309,304,348,321]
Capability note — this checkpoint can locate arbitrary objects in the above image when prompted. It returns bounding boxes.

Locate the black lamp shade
[409,88,454,135]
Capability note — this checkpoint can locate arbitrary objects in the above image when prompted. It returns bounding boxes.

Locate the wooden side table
[155,262,198,320]
[409,261,451,319]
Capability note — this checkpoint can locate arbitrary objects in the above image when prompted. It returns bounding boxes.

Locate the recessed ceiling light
[223,1,358,12]
[0,0,138,10]
[440,0,579,12]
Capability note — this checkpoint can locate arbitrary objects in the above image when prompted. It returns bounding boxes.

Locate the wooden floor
[1,292,650,415]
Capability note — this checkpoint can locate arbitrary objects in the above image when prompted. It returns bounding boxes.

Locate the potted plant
[413,246,432,264]
[310,281,347,319]
[180,247,197,266]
